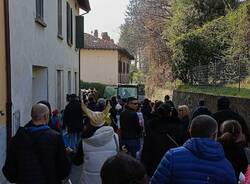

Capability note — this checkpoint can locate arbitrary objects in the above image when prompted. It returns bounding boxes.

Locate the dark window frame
[67,2,73,46]
[119,61,122,73]
[123,62,126,74]
[35,0,47,27]
[57,0,63,39]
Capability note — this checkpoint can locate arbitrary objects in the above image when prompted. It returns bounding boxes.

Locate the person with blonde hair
[218,120,248,181]
[178,105,190,131]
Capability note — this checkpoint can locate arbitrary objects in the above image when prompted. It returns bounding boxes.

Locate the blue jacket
[151,138,236,184]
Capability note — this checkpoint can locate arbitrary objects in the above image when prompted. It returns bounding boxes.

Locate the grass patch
[178,85,250,98]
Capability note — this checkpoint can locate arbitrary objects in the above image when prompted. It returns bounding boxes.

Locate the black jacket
[141,116,185,176]
[192,106,211,119]
[120,107,142,139]
[218,138,248,180]
[212,109,250,142]
[2,123,70,184]
[63,100,84,133]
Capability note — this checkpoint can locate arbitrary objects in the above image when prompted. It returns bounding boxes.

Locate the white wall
[9,0,80,127]
[80,49,119,85]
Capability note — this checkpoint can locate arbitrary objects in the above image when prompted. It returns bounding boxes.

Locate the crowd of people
[2,91,250,184]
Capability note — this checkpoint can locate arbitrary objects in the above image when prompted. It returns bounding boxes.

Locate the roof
[78,0,91,12]
[83,33,134,60]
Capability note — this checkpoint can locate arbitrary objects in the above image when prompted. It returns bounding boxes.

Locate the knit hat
[82,102,111,127]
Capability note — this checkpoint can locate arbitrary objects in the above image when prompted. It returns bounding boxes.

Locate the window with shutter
[76,16,84,48]
[67,2,73,46]
[58,0,63,38]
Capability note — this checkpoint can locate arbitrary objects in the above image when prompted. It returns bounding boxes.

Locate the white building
[0,0,90,182]
[8,0,90,131]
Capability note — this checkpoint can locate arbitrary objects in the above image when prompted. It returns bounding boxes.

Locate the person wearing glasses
[120,97,143,158]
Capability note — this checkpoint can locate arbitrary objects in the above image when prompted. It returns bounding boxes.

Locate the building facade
[80,31,134,85]
[0,0,90,182]
[9,0,89,130]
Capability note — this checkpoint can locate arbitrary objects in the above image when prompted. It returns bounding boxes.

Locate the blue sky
[83,0,130,43]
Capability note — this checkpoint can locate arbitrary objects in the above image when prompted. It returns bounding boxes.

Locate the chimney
[101,32,110,41]
[94,29,98,38]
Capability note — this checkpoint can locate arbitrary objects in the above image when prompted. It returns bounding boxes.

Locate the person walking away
[141,103,184,177]
[151,115,236,184]
[2,104,70,184]
[75,102,119,184]
[101,153,148,184]
[109,96,120,132]
[51,109,61,133]
[212,96,250,142]
[120,97,143,158]
[137,103,145,130]
[63,94,84,150]
[218,120,248,181]
[164,95,175,108]
[141,99,152,123]
[192,99,211,119]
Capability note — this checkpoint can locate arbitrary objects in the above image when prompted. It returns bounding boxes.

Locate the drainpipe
[78,11,89,96]
[4,0,12,143]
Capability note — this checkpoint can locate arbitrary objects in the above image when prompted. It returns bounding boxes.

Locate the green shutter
[76,16,84,48]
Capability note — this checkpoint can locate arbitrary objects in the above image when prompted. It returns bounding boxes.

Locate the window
[123,62,126,74]
[36,0,46,27]
[119,61,122,73]
[68,71,71,94]
[74,72,78,94]
[58,0,63,38]
[67,2,73,46]
[57,70,63,110]
[127,63,130,74]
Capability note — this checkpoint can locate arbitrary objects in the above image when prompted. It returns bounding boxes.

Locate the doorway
[32,66,48,104]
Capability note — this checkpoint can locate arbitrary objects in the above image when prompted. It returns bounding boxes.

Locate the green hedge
[80,81,107,98]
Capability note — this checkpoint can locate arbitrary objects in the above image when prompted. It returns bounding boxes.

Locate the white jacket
[79,126,119,184]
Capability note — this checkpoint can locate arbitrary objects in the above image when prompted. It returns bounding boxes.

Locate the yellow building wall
[0,0,7,126]
[80,49,119,85]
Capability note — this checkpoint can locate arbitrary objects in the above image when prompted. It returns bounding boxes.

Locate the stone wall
[172,90,250,130]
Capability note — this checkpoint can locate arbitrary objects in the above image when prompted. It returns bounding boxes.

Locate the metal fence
[189,59,250,90]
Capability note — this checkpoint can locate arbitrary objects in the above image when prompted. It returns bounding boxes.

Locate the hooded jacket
[151,138,236,184]
[141,116,184,177]
[80,126,118,184]
[2,123,70,184]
